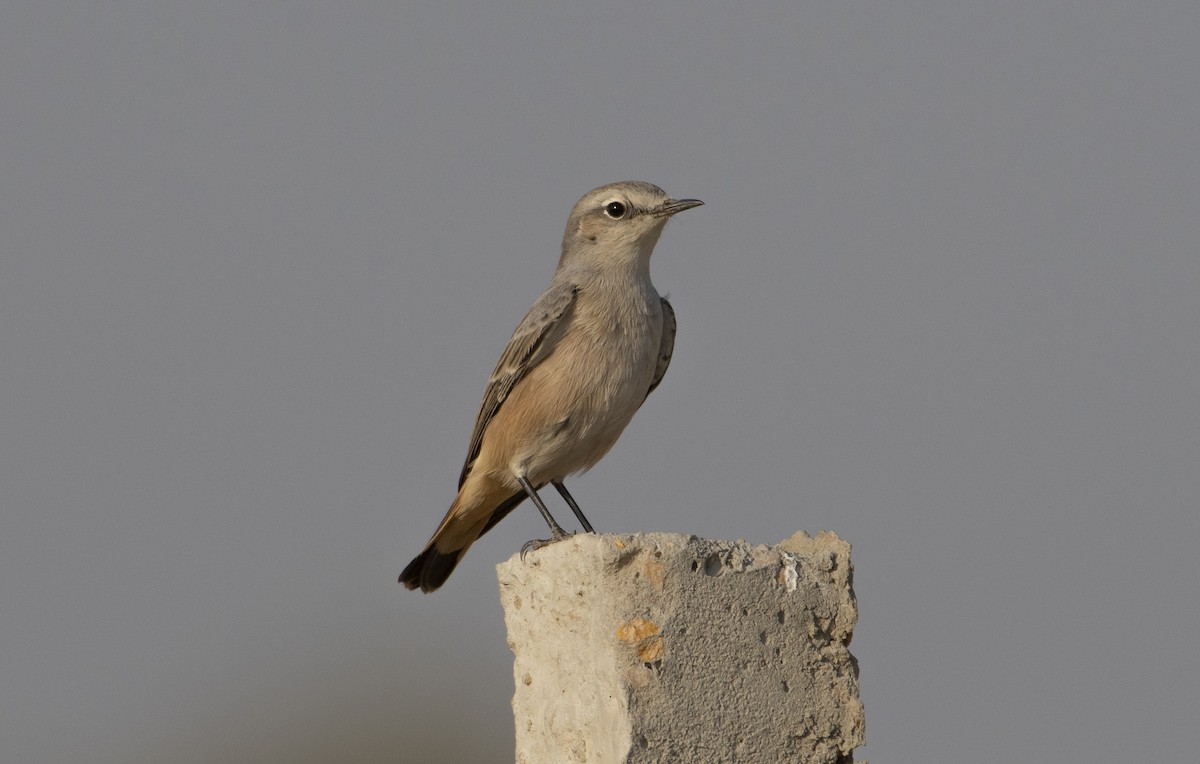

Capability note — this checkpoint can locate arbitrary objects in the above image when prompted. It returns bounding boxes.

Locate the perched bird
[400,181,703,593]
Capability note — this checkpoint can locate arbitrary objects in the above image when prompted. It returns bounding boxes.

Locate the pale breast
[505,280,664,481]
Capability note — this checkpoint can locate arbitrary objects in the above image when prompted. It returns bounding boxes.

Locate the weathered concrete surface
[497,531,863,764]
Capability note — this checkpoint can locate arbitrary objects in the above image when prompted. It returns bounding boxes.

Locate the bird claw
[519,530,572,561]
[519,538,548,561]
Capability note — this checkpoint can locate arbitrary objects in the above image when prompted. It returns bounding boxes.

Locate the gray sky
[3,2,1197,761]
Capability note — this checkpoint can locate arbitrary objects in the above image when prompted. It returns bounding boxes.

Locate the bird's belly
[514,327,658,482]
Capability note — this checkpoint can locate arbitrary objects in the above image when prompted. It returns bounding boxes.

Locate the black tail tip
[399,546,462,593]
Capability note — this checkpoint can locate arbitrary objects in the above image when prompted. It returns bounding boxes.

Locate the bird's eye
[604,201,627,219]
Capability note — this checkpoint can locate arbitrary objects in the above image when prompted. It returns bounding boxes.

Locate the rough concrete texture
[497,531,863,764]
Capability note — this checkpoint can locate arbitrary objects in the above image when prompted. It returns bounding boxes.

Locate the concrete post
[497,531,864,764]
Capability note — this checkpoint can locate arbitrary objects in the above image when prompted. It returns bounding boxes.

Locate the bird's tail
[399,477,524,593]
[398,541,465,594]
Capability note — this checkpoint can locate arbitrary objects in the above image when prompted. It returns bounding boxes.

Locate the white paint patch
[780,553,799,592]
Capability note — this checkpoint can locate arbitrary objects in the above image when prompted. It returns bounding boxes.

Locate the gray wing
[458,281,578,487]
[643,296,676,401]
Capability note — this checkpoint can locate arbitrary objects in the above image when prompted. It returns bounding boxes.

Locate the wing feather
[458,282,578,487]
[644,296,676,401]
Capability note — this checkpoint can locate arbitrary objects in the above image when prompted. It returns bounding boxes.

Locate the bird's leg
[552,480,595,534]
[517,475,570,559]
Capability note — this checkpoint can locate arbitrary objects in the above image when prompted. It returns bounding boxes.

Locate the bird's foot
[519,530,572,561]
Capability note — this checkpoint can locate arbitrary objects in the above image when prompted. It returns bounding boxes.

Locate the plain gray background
[3,2,1197,761]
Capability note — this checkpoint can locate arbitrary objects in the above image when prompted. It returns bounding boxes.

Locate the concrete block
[497,531,863,763]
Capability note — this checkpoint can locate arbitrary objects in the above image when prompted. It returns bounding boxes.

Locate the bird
[400,181,703,593]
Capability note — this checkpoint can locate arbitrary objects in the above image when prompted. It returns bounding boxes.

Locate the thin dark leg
[552,480,595,533]
[516,475,568,559]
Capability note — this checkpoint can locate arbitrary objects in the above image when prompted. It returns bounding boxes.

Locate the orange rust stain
[637,636,665,663]
[616,618,660,643]
[616,618,664,663]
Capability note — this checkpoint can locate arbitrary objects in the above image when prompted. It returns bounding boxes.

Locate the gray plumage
[401,181,702,592]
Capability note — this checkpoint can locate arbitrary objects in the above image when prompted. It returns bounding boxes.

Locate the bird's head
[558,181,703,276]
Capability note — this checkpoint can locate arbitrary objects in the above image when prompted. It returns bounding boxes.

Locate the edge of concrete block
[498,530,863,763]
